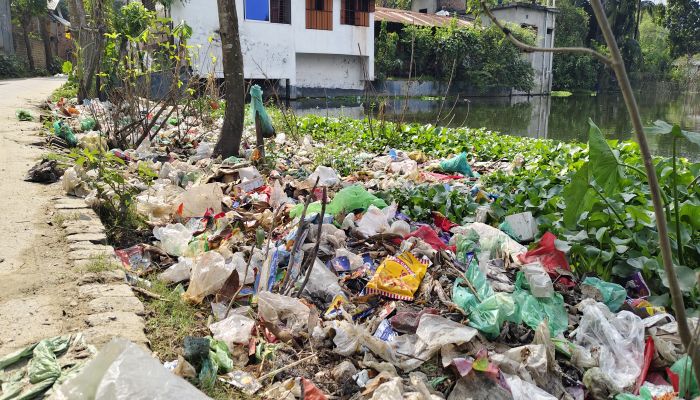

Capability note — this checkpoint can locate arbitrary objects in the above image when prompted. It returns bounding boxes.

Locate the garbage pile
[39,94,699,400]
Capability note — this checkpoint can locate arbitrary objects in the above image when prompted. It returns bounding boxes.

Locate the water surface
[290,86,700,160]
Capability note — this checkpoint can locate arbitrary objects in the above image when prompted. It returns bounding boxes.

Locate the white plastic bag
[52,339,209,400]
[209,313,255,352]
[228,252,255,285]
[302,258,342,302]
[257,292,310,335]
[158,257,193,284]
[153,223,192,257]
[183,251,234,303]
[357,205,390,238]
[190,141,213,162]
[177,183,223,217]
[504,373,558,400]
[572,300,644,391]
[306,165,339,187]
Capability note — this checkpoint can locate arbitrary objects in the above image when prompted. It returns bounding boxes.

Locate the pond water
[290,85,700,160]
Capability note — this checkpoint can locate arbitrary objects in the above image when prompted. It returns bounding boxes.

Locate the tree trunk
[213,0,245,158]
[39,15,54,73]
[22,18,35,71]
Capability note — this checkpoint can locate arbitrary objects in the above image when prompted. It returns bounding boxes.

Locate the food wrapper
[364,252,430,301]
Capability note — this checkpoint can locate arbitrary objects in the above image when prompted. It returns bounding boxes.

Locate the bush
[0,54,28,79]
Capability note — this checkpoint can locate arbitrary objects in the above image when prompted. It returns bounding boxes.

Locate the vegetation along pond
[291,87,700,160]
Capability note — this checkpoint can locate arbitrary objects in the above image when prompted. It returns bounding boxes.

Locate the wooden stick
[258,354,317,382]
[295,187,327,298]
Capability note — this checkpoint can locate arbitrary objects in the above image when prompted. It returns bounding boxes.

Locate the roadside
[0,77,86,353]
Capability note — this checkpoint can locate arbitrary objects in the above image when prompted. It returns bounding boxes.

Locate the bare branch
[479,0,612,66]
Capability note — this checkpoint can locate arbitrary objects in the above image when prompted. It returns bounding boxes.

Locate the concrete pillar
[0,0,15,55]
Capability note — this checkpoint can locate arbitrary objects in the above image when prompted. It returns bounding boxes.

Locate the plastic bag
[670,355,699,398]
[290,185,388,218]
[573,300,645,391]
[365,252,430,301]
[439,152,476,177]
[452,258,494,313]
[190,142,214,162]
[581,277,626,312]
[404,225,450,251]
[504,373,558,400]
[257,291,310,335]
[357,205,390,238]
[183,251,235,304]
[209,314,255,352]
[53,339,209,400]
[177,183,223,217]
[451,223,527,262]
[307,165,339,187]
[509,272,568,336]
[28,339,62,384]
[153,223,192,257]
[469,292,516,338]
[303,258,342,302]
[53,120,78,147]
[250,84,275,138]
[159,257,193,284]
[80,117,97,131]
[209,338,234,374]
[517,232,573,286]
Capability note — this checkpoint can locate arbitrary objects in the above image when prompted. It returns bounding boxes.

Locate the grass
[51,80,78,102]
[52,211,81,227]
[80,255,121,273]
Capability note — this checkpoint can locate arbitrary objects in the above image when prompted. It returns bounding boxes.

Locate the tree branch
[479,0,612,66]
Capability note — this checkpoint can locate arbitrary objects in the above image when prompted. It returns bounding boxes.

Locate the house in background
[170,0,376,98]
[403,0,557,95]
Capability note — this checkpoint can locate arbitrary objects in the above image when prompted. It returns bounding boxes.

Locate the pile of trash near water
[28,94,700,400]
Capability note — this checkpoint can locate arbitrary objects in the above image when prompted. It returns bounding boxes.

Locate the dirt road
[0,77,87,354]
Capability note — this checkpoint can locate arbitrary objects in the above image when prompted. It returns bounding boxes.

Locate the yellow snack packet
[364,252,430,301]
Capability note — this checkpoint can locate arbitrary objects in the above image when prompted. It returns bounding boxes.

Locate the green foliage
[114,2,155,41]
[390,23,534,91]
[379,184,481,225]
[377,0,411,9]
[552,0,599,90]
[375,21,401,80]
[51,80,78,101]
[0,54,28,79]
[665,0,700,58]
[639,14,671,77]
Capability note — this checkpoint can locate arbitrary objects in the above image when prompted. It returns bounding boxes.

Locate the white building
[170,0,375,97]
[482,3,557,95]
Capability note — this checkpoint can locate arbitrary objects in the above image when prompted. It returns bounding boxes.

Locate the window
[306,0,333,30]
[245,0,291,24]
[341,0,374,27]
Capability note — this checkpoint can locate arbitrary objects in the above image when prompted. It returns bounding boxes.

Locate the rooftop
[374,7,472,27]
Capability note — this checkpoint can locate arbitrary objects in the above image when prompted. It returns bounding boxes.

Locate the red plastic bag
[517,232,574,287]
[404,225,453,251]
[433,211,458,232]
[302,378,328,400]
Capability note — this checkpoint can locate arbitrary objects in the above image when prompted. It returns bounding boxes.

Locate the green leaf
[562,164,595,228]
[659,264,697,293]
[587,119,623,195]
[643,120,673,135]
[679,201,700,229]
[61,61,73,74]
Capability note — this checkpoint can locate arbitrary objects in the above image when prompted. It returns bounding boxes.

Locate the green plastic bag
[455,232,480,263]
[615,386,653,400]
[28,340,61,384]
[53,121,78,147]
[671,355,699,398]
[80,117,96,131]
[452,258,514,337]
[439,152,477,177]
[290,185,388,218]
[250,84,275,137]
[509,272,568,336]
[581,277,626,312]
[209,338,234,374]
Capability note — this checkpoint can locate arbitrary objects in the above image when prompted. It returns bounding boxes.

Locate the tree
[67,0,106,102]
[10,0,45,72]
[552,0,599,90]
[665,0,700,58]
[38,14,54,73]
[213,0,245,158]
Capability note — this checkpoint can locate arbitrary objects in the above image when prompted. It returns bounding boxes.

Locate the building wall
[482,5,556,94]
[170,0,374,93]
[411,0,437,13]
[438,0,465,12]
[13,27,47,69]
[0,0,13,55]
